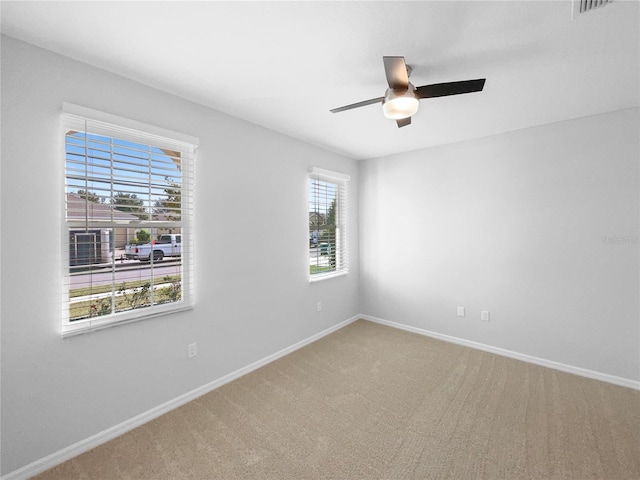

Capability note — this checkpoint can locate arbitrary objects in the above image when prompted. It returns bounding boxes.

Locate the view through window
[308,168,349,279]
[63,106,196,334]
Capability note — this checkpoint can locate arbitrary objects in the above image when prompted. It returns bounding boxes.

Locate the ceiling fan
[330,56,486,128]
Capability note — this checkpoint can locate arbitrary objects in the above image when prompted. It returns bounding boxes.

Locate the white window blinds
[62,104,197,336]
[308,167,349,280]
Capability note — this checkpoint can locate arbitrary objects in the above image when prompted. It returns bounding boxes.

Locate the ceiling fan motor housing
[382,83,419,120]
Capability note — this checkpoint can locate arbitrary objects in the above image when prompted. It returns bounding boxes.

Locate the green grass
[310,265,335,274]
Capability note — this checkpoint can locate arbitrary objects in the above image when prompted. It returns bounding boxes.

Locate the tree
[111,192,145,218]
[327,198,336,226]
[136,229,151,244]
[77,189,103,203]
[326,198,337,267]
[153,177,181,221]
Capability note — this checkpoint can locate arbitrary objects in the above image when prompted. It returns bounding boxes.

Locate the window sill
[61,303,194,338]
[309,270,348,283]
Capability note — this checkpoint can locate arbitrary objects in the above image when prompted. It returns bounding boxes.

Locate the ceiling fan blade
[383,56,409,90]
[330,97,384,113]
[416,79,486,99]
[396,117,411,128]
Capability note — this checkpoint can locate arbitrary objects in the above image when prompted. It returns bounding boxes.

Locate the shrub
[136,229,151,244]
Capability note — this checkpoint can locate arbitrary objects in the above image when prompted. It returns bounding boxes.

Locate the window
[308,167,349,281]
[62,104,197,336]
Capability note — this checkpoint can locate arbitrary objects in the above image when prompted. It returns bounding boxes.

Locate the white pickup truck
[125,234,182,262]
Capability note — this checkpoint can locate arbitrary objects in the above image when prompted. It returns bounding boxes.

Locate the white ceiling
[1,1,638,160]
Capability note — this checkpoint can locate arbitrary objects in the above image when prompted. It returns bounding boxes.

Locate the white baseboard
[6,313,637,480]
[1,315,360,480]
[360,314,640,391]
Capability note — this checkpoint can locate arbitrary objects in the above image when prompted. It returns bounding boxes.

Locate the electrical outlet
[188,343,197,358]
[481,311,490,322]
[457,306,465,317]
[317,301,322,312]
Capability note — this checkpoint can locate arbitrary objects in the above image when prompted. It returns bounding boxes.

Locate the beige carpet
[34,320,640,479]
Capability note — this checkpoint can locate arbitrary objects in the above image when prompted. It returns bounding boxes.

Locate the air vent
[573,0,612,17]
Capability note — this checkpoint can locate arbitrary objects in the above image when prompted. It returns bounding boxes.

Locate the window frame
[61,103,198,337]
[308,167,349,282]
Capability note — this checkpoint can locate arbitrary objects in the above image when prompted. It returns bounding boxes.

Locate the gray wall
[360,108,639,382]
[0,36,360,474]
[2,33,639,478]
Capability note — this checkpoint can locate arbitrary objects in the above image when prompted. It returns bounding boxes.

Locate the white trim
[1,315,360,480]
[360,314,640,391]
[308,166,350,183]
[6,313,637,480]
[62,102,199,147]
[309,270,349,283]
[61,305,195,338]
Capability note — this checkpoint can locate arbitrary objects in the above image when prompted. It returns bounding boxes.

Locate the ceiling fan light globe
[382,90,419,120]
